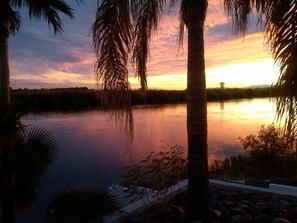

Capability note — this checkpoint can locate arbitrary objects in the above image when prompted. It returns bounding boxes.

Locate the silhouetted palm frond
[9,0,78,34]
[131,0,166,91]
[270,1,297,133]
[92,0,179,108]
[0,125,59,210]
[92,0,132,109]
[24,126,59,169]
[224,0,297,137]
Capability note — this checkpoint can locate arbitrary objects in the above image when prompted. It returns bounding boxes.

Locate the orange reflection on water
[23,98,276,175]
[207,99,275,163]
[130,99,275,165]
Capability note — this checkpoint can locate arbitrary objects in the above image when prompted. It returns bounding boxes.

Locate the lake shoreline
[12,87,273,112]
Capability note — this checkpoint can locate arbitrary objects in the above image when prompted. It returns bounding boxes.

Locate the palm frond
[25,126,59,168]
[0,125,58,210]
[11,0,74,34]
[131,0,166,91]
[269,1,297,133]
[8,8,22,35]
[178,1,185,47]
[224,0,297,135]
[75,0,85,6]
[267,1,297,59]
[0,5,21,37]
[224,0,281,36]
[93,0,179,105]
[224,0,253,35]
[92,0,132,109]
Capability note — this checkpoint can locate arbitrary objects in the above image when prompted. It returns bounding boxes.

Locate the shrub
[46,188,119,223]
[239,124,297,178]
[210,124,297,180]
[121,145,187,203]
[209,155,254,180]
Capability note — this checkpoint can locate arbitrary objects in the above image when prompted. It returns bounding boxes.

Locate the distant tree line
[11,87,274,112]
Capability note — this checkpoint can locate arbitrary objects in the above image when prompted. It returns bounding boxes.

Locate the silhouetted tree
[0,0,83,114]
[92,0,209,221]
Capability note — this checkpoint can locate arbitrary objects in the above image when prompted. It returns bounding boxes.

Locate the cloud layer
[9,0,278,90]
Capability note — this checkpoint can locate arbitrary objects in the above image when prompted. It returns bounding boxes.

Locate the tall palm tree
[0,112,59,223]
[92,0,209,221]
[0,0,83,114]
[224,0,297,145]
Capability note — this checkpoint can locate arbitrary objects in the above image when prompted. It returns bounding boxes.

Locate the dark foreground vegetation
[11,87,273,112]
[122,124,297,192]
[209,124,297,181]
[119,124,297,222]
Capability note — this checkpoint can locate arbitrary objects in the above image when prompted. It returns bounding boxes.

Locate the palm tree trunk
[0,33,10,114]
[1,195,17,223]
[187,15,210,223]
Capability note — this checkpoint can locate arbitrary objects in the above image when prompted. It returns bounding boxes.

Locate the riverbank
[11,87,273,112]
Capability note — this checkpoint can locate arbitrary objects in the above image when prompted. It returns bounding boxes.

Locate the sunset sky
[9,0,280,90]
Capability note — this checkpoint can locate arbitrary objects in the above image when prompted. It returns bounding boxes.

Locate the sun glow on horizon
[206,59,279,88]
[128,59,279,90]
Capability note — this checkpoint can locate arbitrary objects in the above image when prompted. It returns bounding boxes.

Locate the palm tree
[92,0,209,221]
[46,188,119,223]
[0,0,83,114]
[0,111,59,223]
[223,0,297,147]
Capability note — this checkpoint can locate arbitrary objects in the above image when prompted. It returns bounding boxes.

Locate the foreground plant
[122,145,187,204]
[0,108,59,223]
[210,124,297,180]
[239,124,297,178]
[46,188,119,223]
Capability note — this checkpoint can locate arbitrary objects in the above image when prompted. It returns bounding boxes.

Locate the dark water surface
[18,98,275,222]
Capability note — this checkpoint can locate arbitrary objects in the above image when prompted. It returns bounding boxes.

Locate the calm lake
[18,98,276,222]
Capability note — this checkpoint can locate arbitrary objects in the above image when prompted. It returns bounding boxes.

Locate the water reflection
[207,99,275,162]
[220,101,224,110]
[19,98,276,222]
[22,99,276,181]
